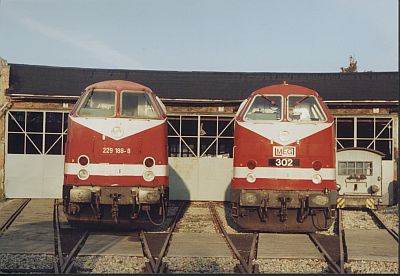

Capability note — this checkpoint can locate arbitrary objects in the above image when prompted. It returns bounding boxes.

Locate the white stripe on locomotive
[65,163,168,177]
[233,167,336,180]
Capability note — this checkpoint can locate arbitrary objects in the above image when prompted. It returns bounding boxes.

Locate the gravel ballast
[345,260,398,274]
[0,253,55,270]
[254,258,329,274]
[164,257,239,273]
[74,256,146,273]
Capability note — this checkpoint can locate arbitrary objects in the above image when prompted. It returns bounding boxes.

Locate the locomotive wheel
[233,207,334,233]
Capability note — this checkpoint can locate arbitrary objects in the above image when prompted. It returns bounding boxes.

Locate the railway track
[340,208,398,274]
[209,201,259,273]
[141,201,187,273]
[0,199,397,274]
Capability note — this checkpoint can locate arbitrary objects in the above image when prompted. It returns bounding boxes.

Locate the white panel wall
[5,154,63,198]
[168,157,233,201]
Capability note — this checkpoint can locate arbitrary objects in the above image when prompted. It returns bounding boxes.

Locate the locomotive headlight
[143,157,155,168]
[312,160,322,171]
[310,195,329,206]
[78,155,90,166]
[143,170,155,182]
[312,174,322,184]
[247,160,257,170]
[78,169,89,180]
[138,188,161,204]
[241,192,258,206]
[336,184,341,191]
[246,173,256,183]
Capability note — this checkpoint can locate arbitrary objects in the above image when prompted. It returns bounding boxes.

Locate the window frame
[120,90,162,119]
[76,89,117,118]
[7,110,69,155]
[243,94,284,122]
[287,94,327,122]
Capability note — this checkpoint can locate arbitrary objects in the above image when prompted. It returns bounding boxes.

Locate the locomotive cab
[63,80,169,227]
[231,83,337,232]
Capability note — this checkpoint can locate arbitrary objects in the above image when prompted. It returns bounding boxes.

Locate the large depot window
[168,115,234,157]
[335,116,394,160]
[7,111,68,155]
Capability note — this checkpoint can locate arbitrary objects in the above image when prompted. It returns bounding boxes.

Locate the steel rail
[150,201,186,273]
[248,233,259,273]
[0,198,31,236]
[338,209,345,274]
[308,233,341,274]
[368,209,399,242]
[53,199,64,273]
[208,202,252,274]
[60,230,89,273]
[140,230,157,273]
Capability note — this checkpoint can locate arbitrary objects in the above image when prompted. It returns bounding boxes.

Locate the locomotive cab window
[288,95,326,122]
[244,95,282,121]
[121,91,160,119]
[77,90,116,117]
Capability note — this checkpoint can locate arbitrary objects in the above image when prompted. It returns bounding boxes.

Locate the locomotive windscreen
[288,95,326,122]
[77,90,116,117]
[121,91,160,119]
[245,95,282,121]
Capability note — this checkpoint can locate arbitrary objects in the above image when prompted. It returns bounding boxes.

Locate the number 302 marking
[275,158,293,167]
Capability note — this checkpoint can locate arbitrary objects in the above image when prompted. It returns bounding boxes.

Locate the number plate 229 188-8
[269,158,300,167]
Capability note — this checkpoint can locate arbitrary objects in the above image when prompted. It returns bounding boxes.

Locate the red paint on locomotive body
[233,83,336,190]
[64,80,168,188]
[231,83,337,232]
[63,80,169,226]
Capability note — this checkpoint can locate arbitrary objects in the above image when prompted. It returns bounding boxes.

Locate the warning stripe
[365,198,375,209]
[337,197,345,209]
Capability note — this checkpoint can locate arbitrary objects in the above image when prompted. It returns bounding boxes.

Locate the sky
[0,0,398,73]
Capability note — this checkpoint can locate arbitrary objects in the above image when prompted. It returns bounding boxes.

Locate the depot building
[0,58,398,204]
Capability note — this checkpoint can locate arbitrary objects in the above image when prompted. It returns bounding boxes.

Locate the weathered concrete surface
[0,199,54,254]
[345,229,398,262]
[78,233,143,256]
[167,232,231,257]
[257,233,324,259]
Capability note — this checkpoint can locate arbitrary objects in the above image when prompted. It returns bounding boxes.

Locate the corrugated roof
[7,63,399,101]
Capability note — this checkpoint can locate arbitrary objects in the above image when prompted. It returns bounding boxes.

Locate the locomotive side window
[245,95,282,121]
[121,91,159,119]
[338,161,373,176]
[77,90,116,117]
[288,95,326,122]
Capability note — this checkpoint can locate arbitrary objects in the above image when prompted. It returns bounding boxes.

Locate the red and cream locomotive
[231,83,337,232]
[63,80,168,226]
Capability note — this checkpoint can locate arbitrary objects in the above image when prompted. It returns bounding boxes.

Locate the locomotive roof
[85,80,152,93]
[6,63,399,102]
[250,83,319,97]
